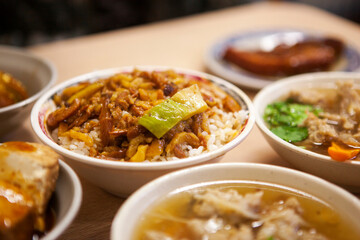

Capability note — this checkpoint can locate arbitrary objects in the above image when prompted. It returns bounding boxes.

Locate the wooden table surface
[2,1,360,239]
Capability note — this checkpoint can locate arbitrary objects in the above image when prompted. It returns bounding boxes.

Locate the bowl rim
[42,159,82,240]
[0,45,57,114]
[253,71,360,166]
[111,162,360,239]
[31,65,255,171]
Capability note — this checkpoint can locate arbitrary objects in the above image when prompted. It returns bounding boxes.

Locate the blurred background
[1,0,359,47]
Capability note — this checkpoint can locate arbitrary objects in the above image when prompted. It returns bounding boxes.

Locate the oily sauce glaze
[3,141,36,152]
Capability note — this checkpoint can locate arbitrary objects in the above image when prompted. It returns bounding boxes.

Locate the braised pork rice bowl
[45,68,249,162]
[31,66,254,195]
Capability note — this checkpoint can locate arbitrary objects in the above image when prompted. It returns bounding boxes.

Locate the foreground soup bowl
[0,45,56,136]
[253,72,360,191]
[111,163,360,239]
[31,66,255,197]
[43,160,82,240]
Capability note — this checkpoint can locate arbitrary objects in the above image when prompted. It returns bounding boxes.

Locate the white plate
[205,29,360,90]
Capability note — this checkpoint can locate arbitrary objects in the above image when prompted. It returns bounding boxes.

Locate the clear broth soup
[133,181,360,240]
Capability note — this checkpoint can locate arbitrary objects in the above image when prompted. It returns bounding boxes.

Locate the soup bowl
[111,163,360,240]
[0,45,56,136]
[31,66,255,197]
[253,72,360,191]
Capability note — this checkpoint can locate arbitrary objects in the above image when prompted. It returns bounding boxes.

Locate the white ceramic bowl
[111,162,360,240]
[43,160,82,240]
[31,66,255,197]
[0,45,56,136]
[253,72,360,191]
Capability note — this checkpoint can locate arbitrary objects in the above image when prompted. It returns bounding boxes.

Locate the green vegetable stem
[138,84,208,138]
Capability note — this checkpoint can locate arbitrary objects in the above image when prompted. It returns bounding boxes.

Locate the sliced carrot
[328,142,360,162]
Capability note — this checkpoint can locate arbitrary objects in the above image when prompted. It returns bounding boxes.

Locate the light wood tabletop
[2,1,360,239]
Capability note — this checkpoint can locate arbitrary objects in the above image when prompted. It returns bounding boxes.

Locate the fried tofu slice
[0,142,59,231]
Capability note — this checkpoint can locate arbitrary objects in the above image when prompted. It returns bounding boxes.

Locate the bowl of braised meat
[205,29,360,89]
[254,71,360,191]
[31,66,255,196]
[0,45,56,136]
[111,163,360,240]
[0,141,82,240]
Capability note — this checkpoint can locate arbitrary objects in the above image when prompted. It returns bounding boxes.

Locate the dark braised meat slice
[151,71,178,96]
[192,113,204,136]
[68,104,93,129]
[127,125,147,140]
[99,99,113,146]
[223,37,344,76]
[165,132,200,158]
[99,146,127,159]
[223,95,241,112]
[47,98,81,129]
